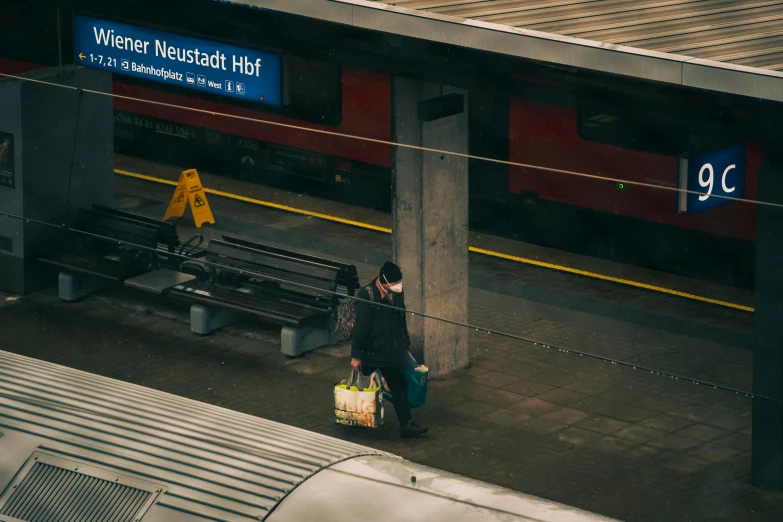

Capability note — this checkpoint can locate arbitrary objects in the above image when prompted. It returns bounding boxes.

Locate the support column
[752,151,783,490]
[392,77,469,378]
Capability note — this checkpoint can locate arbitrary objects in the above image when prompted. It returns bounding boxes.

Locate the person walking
[351,261,428,438]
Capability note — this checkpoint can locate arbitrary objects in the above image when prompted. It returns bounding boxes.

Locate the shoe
[401,421,428,438]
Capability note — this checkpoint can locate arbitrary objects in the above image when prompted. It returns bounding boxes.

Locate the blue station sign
[678,143,746,215]
[73,15,282,106]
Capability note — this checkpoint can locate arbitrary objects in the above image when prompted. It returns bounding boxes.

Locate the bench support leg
[58,272,111,302]
[281,326,341,357]
[190,304,244,335]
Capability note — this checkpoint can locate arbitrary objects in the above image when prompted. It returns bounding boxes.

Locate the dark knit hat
[380,261,403,283]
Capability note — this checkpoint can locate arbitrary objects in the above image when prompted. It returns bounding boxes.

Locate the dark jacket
[351,279,411,368]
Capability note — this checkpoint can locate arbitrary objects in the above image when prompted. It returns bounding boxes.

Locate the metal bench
[88,204,180,253]
[169,235,359,357]
[39,205,196,301]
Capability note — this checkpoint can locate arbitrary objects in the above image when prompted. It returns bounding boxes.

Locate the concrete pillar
[0,67,113,296]
[391,77,469,378]
[752,153,783,490]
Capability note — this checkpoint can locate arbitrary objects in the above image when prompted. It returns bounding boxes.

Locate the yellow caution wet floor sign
[163,169,215,228]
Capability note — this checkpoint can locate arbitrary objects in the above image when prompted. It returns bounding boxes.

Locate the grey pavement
[0,285,779,521]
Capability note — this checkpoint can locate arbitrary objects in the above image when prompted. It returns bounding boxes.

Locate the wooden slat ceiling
[375,0,783,71]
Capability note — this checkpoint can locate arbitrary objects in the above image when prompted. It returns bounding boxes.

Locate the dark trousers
[362,366,411,426]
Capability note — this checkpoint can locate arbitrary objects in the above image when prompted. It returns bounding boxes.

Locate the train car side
[112,67,392,168]
[111,66,394,209]
[508,99,760,242]
[503,98,758,288]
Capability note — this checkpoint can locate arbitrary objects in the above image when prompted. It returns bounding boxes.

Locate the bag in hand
[379,352,429,410]
[334,370,384,428]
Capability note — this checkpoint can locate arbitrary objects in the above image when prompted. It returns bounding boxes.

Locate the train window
[286,56,341,108]
[577,111,686,157]
[284,55,342,125]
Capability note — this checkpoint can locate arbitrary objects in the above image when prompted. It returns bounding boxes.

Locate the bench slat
[74,208,161,251]
[39,255,144,281]
[208,240,339,278]
[91,205,179,251]
[171,282,329,325]
[221,236,359,294]
[207,241,340,292]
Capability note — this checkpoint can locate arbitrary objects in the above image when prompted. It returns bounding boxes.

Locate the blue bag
[378,353,428,409]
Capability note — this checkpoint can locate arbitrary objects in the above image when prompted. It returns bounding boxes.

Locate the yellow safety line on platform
[115,168,755,313]
[115,169,393,233]
[468,247,754,313]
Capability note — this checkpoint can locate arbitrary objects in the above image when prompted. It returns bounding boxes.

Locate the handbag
[334,370,384,428]
[379,353,428,409]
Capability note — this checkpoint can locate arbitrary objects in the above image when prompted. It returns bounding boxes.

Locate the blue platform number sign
[680,143,746,215]
[73,15,282,107]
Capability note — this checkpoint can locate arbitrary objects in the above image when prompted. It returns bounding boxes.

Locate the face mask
[382,274,403,294]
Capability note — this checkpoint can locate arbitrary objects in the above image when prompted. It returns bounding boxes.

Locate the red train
[508,99,761,243]
[0,5,758,289]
